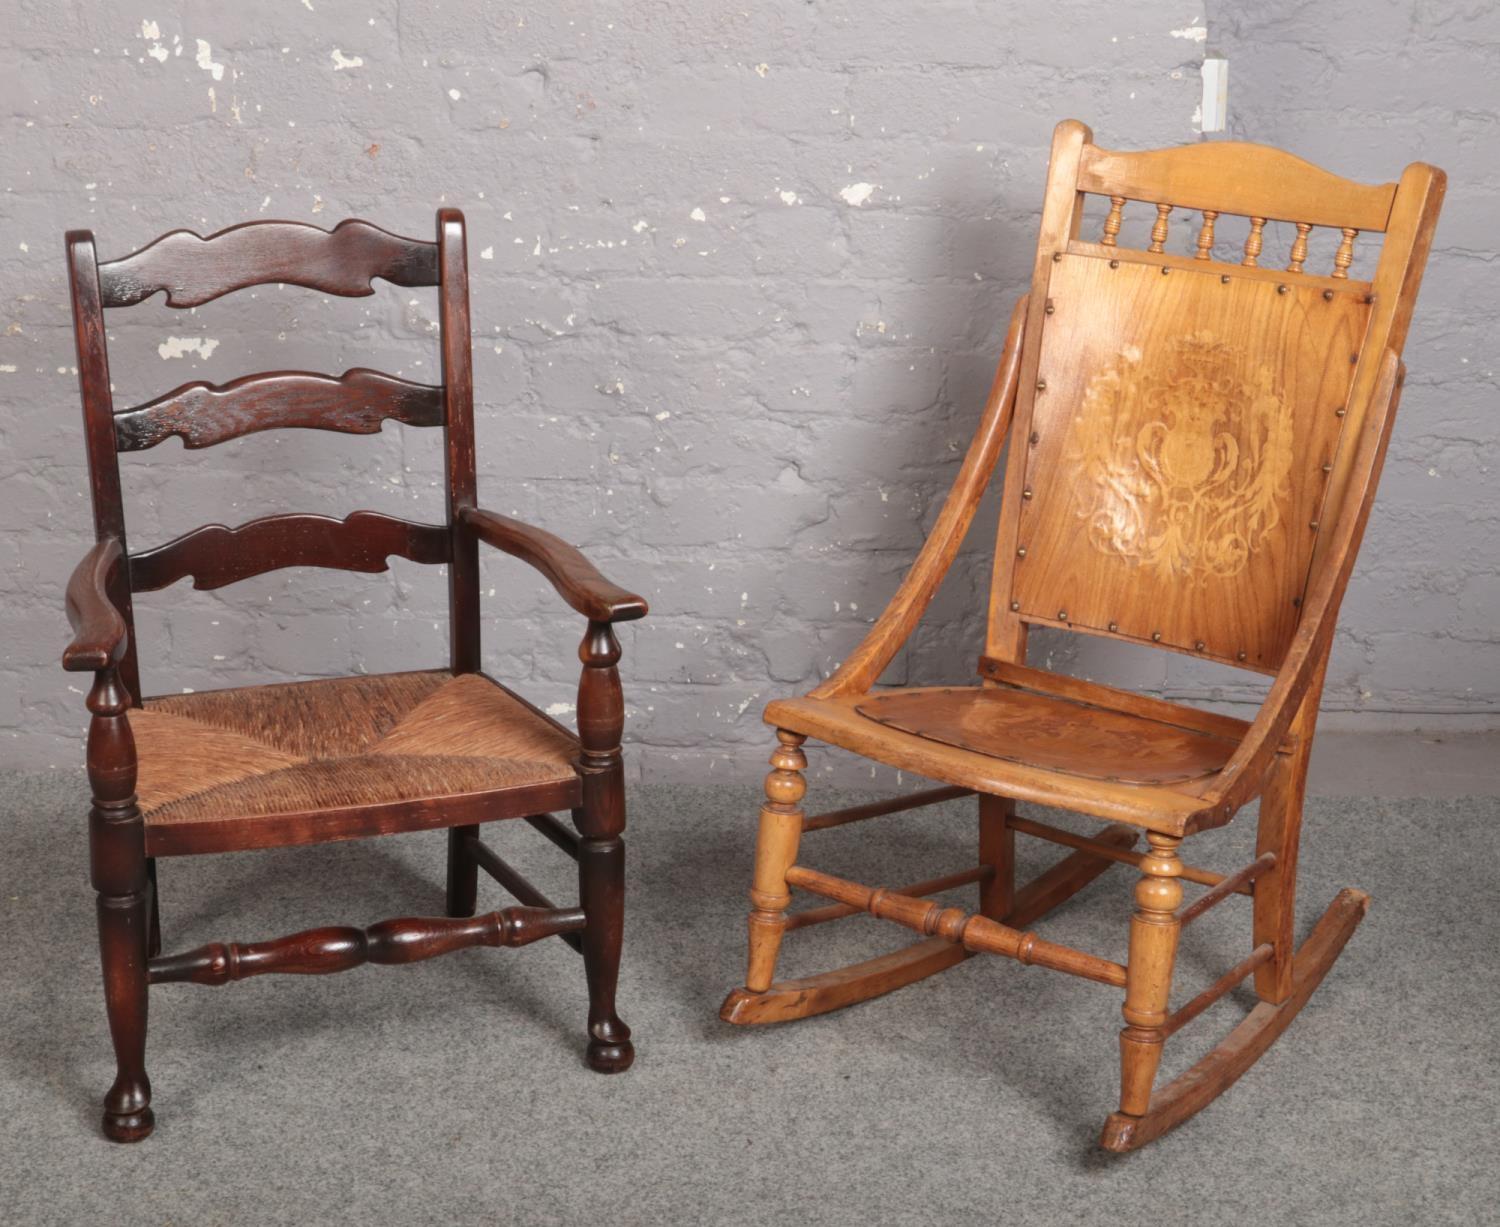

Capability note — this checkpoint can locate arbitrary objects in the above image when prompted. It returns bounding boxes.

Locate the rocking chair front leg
[574,621,633,1074]
[87,669,153,1142]
[977,794,1015,920]
[1118,832,1184,1118]
[445,824,480,918]
[744,730,808,993]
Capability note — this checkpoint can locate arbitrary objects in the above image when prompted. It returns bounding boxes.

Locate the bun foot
[103,1103,154,1143]
[586,1020,634,1073]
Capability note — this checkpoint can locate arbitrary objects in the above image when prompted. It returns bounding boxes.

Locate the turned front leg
[744,730,807,994]
[1118,832,1183,1117]
[574,621,633,1073]
[88,668,153,1142]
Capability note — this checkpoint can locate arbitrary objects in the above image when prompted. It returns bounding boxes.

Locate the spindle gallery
[719,120,1445,1151]
[62,210,648,1141]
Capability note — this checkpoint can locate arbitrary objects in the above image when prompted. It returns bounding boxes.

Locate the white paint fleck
[632,219,649,233]
[311,194,325,213]
[141,20,160,39]
[545,702,575,717]
[689,206,706,222]
[479,245,494,260]
[778,189,800,206]
[654,410,671,421]
[147,43,169,63]
[330,48,364,71]
[302,0,315,9]
[18,242,27,252]
[259,194,271,212]
[158,336,220,361]
[754,62,769,77]
[447,87,462,101]
[532,236,541,256]
[839,182,876,207]
[0,365,16,374]
[1170,24,1208,42]
[194,39,224,80]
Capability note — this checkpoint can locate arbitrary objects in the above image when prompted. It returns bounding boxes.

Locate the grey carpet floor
[1,770,1496,1226]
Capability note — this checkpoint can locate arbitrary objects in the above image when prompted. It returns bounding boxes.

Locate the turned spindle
[1101,196,1125,247]
[1118,833,1184,1117]
[1148,203,1172,254]
[744,729,808,993]
[1333,227,1357,278]
[1243,217,1266,266]
[1195,210,1218,260]
[1288,222,1312,273]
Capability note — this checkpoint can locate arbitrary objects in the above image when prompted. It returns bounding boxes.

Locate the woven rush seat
[130,671,579,830]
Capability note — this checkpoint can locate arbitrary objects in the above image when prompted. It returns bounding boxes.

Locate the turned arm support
[1201,350,1405,821]
[461,506,648,624]
[63,537,129,673]
[810,296,1028,699]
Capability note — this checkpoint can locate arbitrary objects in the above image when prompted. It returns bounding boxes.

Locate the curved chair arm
[461,507,648,624]
[810,295,1029,700]
[1200,350,1405,824]
[63,537,129,672]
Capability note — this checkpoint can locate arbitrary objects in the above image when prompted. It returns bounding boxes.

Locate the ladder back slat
[129,511,450,592]
[97,219,439,309]
[114,369,444,452]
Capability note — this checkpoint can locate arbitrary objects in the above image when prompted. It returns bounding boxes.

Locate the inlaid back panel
[1006,251,1371,671]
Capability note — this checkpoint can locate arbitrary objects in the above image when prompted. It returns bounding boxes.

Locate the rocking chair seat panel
[855,685,1237,786]
[131,671,580,852]
[765,691,1209,834]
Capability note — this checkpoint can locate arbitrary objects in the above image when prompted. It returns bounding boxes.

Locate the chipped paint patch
[689,206,706,222]
[754,63,769,78]
[447,87,462,101]
[544,702,575,717]
[141,19,160,39]
[330,48,364,71]
[778,189,800,206]
[0,365,16,374]
[158,336,220,361]
[147,43,169,64]
[839,182,876,207]
[479,246,494,260]
[194,39,224,80]
[1170,24,1208,41]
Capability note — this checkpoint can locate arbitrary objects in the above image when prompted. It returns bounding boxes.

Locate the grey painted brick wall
[1,2,1494,789]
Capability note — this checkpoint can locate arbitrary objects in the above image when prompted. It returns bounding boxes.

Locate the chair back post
[438,208,480,673]
[67,231,141,704]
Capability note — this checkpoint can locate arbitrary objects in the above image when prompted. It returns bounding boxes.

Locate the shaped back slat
[97,219,439,308]
[114,369,444,452]
[129,512,450,593]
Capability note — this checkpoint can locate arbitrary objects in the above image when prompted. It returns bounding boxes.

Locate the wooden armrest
[461,507,648,624]
[63,537,129,672]
[1202,350,1405,819]
[809,295,1029,699]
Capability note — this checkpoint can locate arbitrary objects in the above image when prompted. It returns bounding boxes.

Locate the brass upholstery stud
[1194,641,1206,651]
[1160,266,1170,275]
[1220,274,1231,284]
[1052,251,1063,262]
[1016,546,1027,558]
[1322,289,1335,301]
[1010,600,1021,612]
[1236,650,1248,662]
[1276,284,1289,294]
[1058,610,1069,622]
[1151,631,1163,642]
[1036,379,1047,391]
[1044,299,1056,315]
[1322,462,1334,473]
[1107,621,1119,632]
[1109,259,1120,269]
[1335,407,1346,417]
[1029,431,1040,445]
[1022,487,1033,499]
[1310,520,1320,530]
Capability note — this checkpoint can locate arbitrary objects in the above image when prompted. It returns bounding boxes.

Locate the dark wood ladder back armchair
[63,210,647,1142]
[720,120,1445,1150]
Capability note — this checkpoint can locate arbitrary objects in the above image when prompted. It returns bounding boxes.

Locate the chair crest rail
[114,369,444,452]
[97,218,439,308]
[129,510,450,592]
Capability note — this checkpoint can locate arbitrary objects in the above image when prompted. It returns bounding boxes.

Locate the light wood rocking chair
[720,121,1444,1150]
[63,210,646,1141]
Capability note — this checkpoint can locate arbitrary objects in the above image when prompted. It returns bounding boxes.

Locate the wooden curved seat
[767,680,1245,836]
[132,671,581,856]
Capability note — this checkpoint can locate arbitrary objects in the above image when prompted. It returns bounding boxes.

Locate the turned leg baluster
[88,667,153,1142]
[574,621,633,1073]
[1118,833,1183,1118]
[744,730,808,993]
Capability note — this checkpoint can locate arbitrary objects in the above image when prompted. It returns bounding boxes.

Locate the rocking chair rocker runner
[720,121,1444,1149]
[64,209,647,1141]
